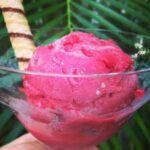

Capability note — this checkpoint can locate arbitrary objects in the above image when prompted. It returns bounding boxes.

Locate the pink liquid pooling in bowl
[16,102,133,149]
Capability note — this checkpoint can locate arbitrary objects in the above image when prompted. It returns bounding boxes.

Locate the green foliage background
[0,0,150,149]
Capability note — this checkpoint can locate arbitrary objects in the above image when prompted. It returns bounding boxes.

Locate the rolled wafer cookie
[0,0,36,70]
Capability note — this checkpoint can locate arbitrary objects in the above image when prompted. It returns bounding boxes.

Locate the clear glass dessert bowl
[0,29,150,150]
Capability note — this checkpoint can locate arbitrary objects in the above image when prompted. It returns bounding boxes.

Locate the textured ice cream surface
[22,31,140,148]
[23,31,138,114]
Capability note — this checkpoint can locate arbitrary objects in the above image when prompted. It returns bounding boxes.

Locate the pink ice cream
[21,32,141,149]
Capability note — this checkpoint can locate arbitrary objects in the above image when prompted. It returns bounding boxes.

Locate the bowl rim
[0,66,150,77]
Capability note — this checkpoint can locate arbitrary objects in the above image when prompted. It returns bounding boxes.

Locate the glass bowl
[0,29,150,150]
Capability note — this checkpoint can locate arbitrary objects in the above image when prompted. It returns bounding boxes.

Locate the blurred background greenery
[0,0,150,149]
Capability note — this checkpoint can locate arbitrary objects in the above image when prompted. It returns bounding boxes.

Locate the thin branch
[66,0,72,32]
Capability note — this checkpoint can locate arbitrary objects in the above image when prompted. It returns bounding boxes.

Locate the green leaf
[126,0,150,15]
[28,2,65,23]
[34,14,66,42]
[84,0,148,35]
[42,30,68,45]
[124,122,143,150]
[107,0,149,23]
[3,121,24,144]
[134,113,150,142]
[24,0,51,11]
[131,0,150,11]
[72,2,120,31]
[99,142,111,150]
[110,136,122,150]
[72,12,109,39]
[72,1,134,45]
[0,74,21,88]
[0,108,13,131]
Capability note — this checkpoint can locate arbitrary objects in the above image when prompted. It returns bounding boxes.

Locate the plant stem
[67,0,73,32]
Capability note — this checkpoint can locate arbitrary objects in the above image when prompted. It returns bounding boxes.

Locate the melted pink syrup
[17,109,132,150]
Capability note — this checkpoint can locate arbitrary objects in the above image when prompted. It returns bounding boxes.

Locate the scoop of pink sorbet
[22,31,140,149]
[23,31,138,112]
